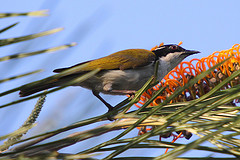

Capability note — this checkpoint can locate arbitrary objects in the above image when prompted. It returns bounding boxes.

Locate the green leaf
[0,42,77,61]
[0,28,63,47]
[0,10,49,18]
[103,57,232,159]
[0,22,19,34]
[0,70,42,83]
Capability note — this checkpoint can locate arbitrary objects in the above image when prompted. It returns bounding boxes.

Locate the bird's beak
[184,50,200,55]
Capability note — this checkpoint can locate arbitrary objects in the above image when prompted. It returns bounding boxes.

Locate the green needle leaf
[0,28,63,47]
[0,10,49,18]
[0,42,77,61]
[0,22,19,34]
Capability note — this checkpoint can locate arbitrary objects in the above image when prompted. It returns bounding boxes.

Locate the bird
[19,44,199,111]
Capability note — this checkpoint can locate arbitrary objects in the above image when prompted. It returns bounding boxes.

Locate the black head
[152,44,200,58]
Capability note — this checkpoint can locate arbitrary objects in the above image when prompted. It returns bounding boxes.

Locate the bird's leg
[92,90,136,121]
[92,90,113,111]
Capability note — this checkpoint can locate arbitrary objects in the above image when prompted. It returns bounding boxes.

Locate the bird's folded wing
[53,49,156,73]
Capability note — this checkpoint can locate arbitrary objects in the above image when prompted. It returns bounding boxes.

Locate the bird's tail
[19,73,83,97]
[19,78,61,97]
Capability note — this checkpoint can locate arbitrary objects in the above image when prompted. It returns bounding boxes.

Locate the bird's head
[152,44,200,65]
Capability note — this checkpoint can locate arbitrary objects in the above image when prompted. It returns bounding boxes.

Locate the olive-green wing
[53,49,156,73]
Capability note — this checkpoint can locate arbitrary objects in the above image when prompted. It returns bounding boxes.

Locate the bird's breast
[77,61,171,95]
[77,64,156,94]
[101,66,154,92]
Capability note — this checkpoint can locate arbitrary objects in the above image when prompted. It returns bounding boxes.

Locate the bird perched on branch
[19,44,199,111]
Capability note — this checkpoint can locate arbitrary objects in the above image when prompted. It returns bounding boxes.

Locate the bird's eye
[170,45,178,50]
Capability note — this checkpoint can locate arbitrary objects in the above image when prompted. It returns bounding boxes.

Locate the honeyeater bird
[19,44,199,110]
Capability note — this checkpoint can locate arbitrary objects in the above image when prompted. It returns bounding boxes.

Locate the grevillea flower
[135,43,240,140]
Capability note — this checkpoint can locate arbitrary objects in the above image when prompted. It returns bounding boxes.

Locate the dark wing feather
[53,60,92,73]
[53,49,156,73]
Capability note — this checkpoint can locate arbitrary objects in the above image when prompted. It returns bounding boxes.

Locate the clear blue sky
[0,0,239,158]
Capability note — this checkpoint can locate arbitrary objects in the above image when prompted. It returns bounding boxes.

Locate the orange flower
[135,43,240,108]
[135,43,240,148]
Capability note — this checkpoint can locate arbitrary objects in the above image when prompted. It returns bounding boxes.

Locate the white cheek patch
[161,52,182,61]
